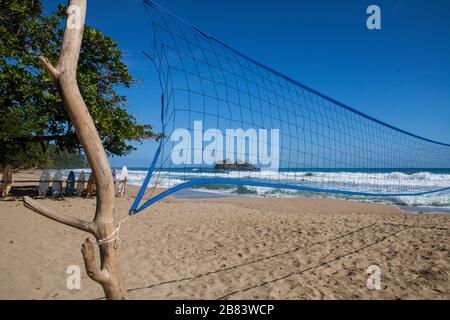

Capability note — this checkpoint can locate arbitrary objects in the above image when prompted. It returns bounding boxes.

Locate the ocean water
[55,168,450,212]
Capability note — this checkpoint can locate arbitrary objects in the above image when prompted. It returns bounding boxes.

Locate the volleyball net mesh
[130,0,450,214]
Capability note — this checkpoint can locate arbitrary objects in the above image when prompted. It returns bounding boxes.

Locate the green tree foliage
[2,144,52,168]
[0,143,88,169]
[0,0,156,167]
[48,144,88,169]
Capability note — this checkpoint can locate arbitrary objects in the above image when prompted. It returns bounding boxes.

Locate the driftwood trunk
[23,0,126,299]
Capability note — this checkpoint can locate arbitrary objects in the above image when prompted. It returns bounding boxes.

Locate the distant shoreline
[5,168,450,211]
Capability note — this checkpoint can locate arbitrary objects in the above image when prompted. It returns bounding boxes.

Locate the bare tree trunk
[23,0,126,299]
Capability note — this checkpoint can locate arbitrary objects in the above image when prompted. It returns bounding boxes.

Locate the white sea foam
[56,168,450,208]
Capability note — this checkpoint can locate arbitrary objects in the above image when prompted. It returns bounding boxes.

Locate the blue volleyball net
[130,0,450,214]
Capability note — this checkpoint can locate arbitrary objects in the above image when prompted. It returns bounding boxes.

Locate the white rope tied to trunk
[96,215,131,246]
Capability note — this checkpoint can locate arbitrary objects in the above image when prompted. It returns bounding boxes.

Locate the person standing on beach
[112,169,117,196]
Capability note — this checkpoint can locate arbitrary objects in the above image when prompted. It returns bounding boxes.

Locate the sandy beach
[0,170,449,300]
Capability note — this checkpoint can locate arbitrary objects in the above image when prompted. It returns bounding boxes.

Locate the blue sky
[42,0,450,167]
